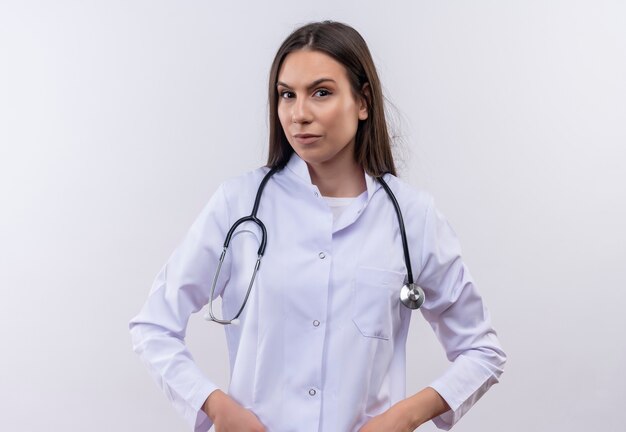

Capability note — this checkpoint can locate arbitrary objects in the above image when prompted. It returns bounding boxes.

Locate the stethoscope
[204,166,425,325]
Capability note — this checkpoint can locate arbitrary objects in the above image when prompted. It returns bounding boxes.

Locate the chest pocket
[352,266,404,340]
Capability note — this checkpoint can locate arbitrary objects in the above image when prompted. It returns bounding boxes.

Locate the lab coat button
[313,320,320,327]
[318,252,326,259]
[308,388,317,396]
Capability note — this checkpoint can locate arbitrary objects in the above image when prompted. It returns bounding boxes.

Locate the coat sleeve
[129,184,232,432]
[416,196,506,430]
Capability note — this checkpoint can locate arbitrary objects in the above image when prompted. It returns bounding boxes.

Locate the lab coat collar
[284,152,382,202]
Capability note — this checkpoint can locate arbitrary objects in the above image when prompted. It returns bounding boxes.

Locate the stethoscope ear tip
[203,313,212,321]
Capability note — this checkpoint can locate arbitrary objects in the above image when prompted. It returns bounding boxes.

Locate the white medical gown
[129,153,506,431]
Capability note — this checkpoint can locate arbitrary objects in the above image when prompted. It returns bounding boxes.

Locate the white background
[1,1,625,431]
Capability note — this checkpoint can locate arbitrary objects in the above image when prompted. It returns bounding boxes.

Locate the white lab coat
[129,153,506,431]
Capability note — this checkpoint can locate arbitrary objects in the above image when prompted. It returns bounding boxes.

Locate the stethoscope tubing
[377,175,414,285]
[205,165,424,325]
[206,167,277,324]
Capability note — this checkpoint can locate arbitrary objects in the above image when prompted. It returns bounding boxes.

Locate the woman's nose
[291,98,313,124]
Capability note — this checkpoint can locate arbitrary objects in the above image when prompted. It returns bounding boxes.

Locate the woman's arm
[202,390,267,432]
[412,196,506,429]
[362,192,505,431]
[410,198,506,430]
[129,185,232,431]
[359,387,450,432]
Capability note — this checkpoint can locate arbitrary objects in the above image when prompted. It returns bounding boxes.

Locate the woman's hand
[357,399,418,432]
[358,387,450,432]
[203,390,266,432]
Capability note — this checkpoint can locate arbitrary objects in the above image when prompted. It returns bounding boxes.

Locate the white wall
[1,1,624,431]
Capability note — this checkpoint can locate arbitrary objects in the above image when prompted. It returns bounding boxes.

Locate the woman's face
[276,49,368,169]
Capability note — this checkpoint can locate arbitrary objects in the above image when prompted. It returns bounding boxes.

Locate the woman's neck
[306,156,366,198]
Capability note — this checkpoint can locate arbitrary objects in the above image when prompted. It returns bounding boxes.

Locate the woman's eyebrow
[276,78,336,90]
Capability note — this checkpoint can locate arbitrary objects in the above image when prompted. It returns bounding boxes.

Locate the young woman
[130,21,506,432]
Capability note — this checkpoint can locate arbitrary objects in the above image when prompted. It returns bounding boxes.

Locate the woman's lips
[293,134,322,145]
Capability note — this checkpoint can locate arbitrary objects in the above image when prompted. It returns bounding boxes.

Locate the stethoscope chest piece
[400,283,425,310]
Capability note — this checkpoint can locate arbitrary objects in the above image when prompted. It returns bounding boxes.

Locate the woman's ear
[358,83,370,121]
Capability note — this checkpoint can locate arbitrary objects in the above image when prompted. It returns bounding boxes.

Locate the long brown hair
[267,21,396,177]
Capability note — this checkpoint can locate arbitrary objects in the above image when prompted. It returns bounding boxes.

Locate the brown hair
[266,21,396,177]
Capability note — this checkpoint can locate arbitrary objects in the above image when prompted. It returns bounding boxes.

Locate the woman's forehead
[277,50,349,87]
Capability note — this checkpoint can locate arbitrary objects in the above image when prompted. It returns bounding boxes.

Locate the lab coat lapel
[283,153,384,232]
[332,172,381,233]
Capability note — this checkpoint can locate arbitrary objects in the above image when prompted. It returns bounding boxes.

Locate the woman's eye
[279,90,294,99]
[314,89,331,97]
